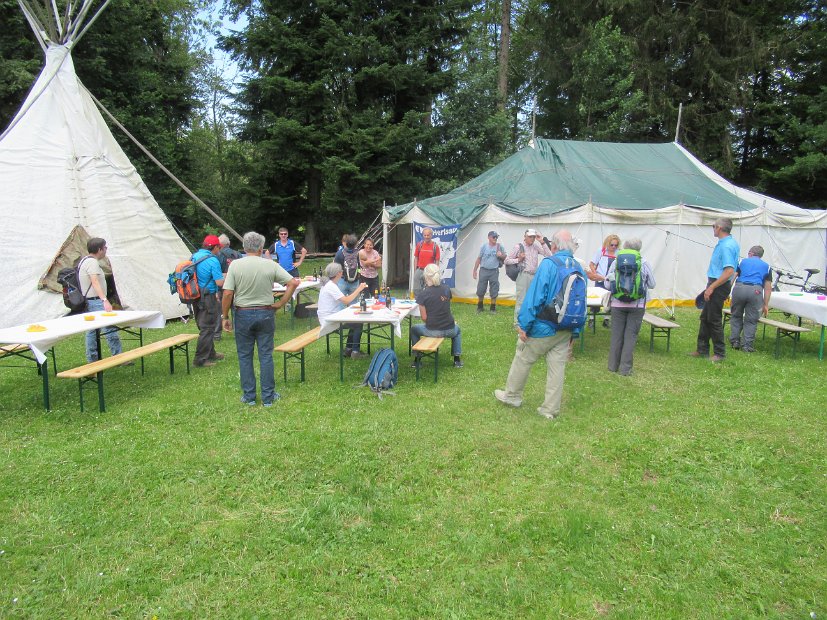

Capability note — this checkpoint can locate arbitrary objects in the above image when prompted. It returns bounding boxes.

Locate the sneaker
[453,358,464,368]
[537,408,558,420]
[490,305,497,313]
[262,394,281,407]
[210,353,225,361]
[688,351,707,358]
[410,355,421,369]
[711,354,725,363]
[350,351,367,360]
[602,318,610,328]
[741,346,755,353]
[241,398,256,406]
[476,305,484,314]
[344,347,353,358]
[730,339,740,349]
[494,389,522,408]
[194,360,216,367]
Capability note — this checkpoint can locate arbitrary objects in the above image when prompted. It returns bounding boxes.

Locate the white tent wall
[1,46,190,329]
[384,203,827,304]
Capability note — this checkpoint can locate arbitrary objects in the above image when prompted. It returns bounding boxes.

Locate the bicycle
[772,268,827,294]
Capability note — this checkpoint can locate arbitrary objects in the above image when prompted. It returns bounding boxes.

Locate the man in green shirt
[221,231,299,406]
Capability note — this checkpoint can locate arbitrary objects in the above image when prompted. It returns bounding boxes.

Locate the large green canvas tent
[382,139,827,306]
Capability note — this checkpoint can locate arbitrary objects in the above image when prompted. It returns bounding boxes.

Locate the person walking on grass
[729,245,771,353]
[472,230,505,313]
[604,238,656,376]
[221,231,299,406]
[495,230,582,420]
[691,218,739,362]
[192,234,225,368]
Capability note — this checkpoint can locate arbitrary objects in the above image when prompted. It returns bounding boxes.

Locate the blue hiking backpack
[538,255,587,331]
[362,348,398,398]
[611,249,645,302]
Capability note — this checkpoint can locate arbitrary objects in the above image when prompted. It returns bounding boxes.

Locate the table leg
[339,324,345,382]
[820,325,825,361]
[41,359,50,411]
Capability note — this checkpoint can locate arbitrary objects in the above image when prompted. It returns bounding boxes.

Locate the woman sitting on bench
[411,263,463,368]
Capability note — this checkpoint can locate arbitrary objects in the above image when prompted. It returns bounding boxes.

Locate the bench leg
[300,349,306,382]
[433,349,439,383]
[665,328,671,352]
[649,325,655,353]
[774,330,781,358]
[78,379,84,413]
[283,351,288,382]
[169,347,175,374]
[97,371,106,412]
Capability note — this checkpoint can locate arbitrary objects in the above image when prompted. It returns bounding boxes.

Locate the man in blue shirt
[494,229,582,420]
[692,218,739,361]
[269,227,306,277]
[729,245,772,352]
[192,234,225,367]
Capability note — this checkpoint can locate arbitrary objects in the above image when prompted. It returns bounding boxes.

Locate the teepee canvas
[0,0,190,329]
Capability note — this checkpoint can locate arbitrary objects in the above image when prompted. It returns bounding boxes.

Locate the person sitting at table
[318,262,369,359]
[359,237,382,294]
[411,263,463,368]
[604,237,656,376]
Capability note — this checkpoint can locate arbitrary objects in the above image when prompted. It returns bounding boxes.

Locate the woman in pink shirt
[359,237,382,294]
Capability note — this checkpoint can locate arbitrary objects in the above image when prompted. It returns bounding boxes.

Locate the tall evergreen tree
[222,0,471,248]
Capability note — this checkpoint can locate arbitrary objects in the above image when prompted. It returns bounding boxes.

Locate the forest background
[1,0,824,251]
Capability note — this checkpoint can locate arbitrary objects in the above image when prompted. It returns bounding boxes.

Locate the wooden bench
[758,317,810,358]
[411,337,444,382]
[724,309,811,357]
[642,313,681,352]
[275,326,322,382]
[56,333,198,412]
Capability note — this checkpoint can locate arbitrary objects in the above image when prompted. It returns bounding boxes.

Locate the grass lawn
[1,269,825,618]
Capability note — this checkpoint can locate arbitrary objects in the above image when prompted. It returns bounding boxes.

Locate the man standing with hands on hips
[691,218,739,362]
[472,230,506,313]
[222,231,299,406]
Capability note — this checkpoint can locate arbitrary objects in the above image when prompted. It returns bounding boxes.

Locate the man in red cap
[191,234,225,367]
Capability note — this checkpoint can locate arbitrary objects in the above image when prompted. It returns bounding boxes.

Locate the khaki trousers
[503,331,571,417]
[513,270,534,322]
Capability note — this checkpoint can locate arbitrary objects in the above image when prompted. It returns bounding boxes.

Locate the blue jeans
[338,279,360,296]
[411,323,462,356]
[85,298,122,362]
[234,308,276,403]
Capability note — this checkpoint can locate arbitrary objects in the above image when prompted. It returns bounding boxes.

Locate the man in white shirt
[78,237,124,363]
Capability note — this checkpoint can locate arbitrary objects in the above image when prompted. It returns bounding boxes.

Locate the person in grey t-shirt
[472,230,506,313]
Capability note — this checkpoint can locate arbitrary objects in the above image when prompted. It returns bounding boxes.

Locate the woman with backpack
[604,238,656,376]
[411,263,463,368]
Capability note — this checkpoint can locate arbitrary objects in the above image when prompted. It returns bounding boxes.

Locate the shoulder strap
[77,256,94,297]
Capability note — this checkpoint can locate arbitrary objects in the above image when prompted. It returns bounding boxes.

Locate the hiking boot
[210,353,225,361]
[350,350,367,360]
[453,356,463,368]
[494,389,522,408]
[741,345,756,353]
[262,394,281,407]
[194,360,216,367]
[241,398,256,406]
[602,318,610,328]
[711,354,725,363]
[537,408,558,420]
[730,339,740,349]
[490,304,496,313]
[410,355,422,369]
[344,347,353,358]
[476,303,484,314]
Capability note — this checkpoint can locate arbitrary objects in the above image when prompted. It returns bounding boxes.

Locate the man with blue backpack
[494,230,586,420]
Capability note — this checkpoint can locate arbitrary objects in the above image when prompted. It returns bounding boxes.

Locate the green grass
[1,282,826,618]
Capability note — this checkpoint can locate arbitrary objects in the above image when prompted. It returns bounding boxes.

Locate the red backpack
[168,255,211,304]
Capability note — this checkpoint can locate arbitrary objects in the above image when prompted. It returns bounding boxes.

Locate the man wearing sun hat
[504,228,553,322]
[472,230,506,313]
[191,234,225,367]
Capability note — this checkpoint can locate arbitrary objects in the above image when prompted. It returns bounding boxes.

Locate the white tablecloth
[273,279,321,300]
[587,286,611,309]
[769,292,827,326]
[318,300,417,338]
[0,310,165,364]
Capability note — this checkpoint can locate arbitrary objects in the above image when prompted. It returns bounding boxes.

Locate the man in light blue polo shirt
[729,245,772,352]
[691,218,739,362]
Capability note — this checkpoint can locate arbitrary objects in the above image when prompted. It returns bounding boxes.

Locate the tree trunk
[497,0,511,111]
[304,169,322,252]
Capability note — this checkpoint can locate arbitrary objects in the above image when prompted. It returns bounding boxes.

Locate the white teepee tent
[0,0,190,329]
